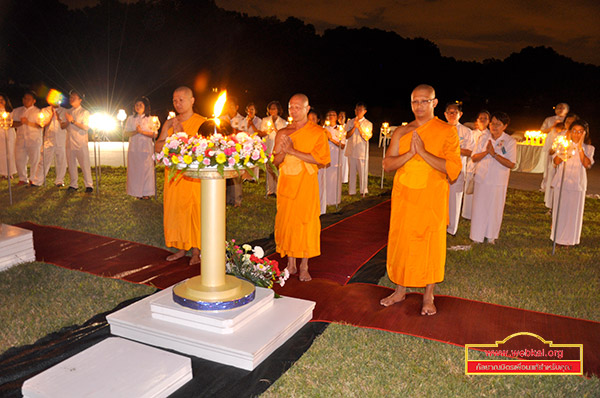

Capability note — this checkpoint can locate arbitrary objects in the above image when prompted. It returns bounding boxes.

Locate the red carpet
[14,202,600,377]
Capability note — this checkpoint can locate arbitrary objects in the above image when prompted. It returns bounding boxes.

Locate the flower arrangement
[155,131,277,180]
[225,240,289,294]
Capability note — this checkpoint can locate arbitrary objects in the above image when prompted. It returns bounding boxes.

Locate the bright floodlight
[117,109,127,122]
[89,113,117,132]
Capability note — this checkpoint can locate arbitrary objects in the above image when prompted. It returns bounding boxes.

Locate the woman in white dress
[462,110,490,219]
[259,101,287,196]
[324,110,345,206]
[543,113,578,209]
[125,97,156,199]
[550,120,594,246]
[0,93,17,179]
[470,112,517,244]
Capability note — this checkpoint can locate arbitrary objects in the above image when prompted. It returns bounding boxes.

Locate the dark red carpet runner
[15,200,600,377]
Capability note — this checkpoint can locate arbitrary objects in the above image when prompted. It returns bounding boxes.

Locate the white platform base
[22,337,192,398]
[0,224,36,272]
[107,286,315,370]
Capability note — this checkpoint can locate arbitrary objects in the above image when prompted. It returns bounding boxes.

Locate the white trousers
[67,145,93,188]
[348,156,368,195]
[15,138,41,182]
[447,172,465,235]
[32,145,67,185]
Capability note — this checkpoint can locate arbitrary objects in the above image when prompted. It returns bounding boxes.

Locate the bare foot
[380,285,406,307]
[421,299,437,316]
[189,248,201,266]
[285,257,297,275]
[299,264,312,282]
[166,250,186,262]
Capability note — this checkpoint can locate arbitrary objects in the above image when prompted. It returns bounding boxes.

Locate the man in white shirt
[65,90,93,193]
[32,102,68,187]
[12,91,42,185]
[444,102,474,235]
[221,97,244,206]
[540,103,569,134]
[345,102,372,196]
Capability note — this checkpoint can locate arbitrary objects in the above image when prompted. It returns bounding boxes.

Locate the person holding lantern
[260,100,287,196]
[544,113,578,209]
[469,112,516,244]
[273,93,330,282]
[31,100,68,187]
[345,102,372,195]
[380,84,461,315]
[125,96,156,199]
[550,120,594,246]
[12,91,42,186]
[155,86,206,265]
[0,93,17,179]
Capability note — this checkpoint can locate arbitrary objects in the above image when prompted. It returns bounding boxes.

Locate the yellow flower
[234,154,240,163]
[171,155,179,164]
[235,144,242,152]
[216,153,227,164]
[183,155,192,164]
[208,142,214,148]
[163,147,169,155]
[196,155,204,162]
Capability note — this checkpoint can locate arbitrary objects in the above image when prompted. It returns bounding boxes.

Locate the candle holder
[172,167,256,310]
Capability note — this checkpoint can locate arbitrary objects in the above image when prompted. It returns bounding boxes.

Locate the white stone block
[0,224,35,271]
[22,337,192,398]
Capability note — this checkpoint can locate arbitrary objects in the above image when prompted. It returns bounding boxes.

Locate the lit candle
[325,120,330,127]
[168,111,176,120]
[38,112,45,127]
[288,116,293,124]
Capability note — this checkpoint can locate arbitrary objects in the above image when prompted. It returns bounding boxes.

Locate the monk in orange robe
[273,93,330,281]
[380,84,461,315]
[155,86,206,265]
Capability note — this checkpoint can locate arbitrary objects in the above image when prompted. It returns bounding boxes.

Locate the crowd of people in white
[0,90,594,247]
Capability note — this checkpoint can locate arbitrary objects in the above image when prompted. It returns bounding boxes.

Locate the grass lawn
[1,167,599,396]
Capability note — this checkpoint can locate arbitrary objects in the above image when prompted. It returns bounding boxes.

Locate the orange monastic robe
[163,114,206,250]
[275,122,330,258]
[387,117,461,287]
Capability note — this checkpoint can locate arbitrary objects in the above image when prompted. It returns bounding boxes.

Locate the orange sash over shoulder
[275,122,330,258]
[387,117,461,287]
[163,114,206,250]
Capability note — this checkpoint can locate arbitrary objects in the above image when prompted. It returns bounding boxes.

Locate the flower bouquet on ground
[154,131,278,181]
[225,240,289,296]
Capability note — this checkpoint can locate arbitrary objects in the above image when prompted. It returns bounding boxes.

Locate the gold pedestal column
[173,169,255,310]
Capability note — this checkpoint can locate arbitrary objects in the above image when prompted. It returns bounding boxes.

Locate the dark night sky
[214,0,600,66]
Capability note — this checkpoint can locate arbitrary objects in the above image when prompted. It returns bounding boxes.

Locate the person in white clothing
[12,91,42,185]
[550,120,594,246]
[259,101,287,196]
[543,113,578,209]
[444,102,473,235]
[125,97,156,199]
[462,110,490,219]
[0,93,17,179]
[345,102,372,195]
[31,101,68,187]
[65,90,93,193]
[324,110,345,206]
[470,112,516,244]
[337,111,349,184]
[221,97,244,206]
[238,102,262,135]
[540,102,569,134]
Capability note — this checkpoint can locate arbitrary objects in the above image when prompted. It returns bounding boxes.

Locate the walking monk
[380,84,461,315]
[155,86,206,265]
[273,94,330,281]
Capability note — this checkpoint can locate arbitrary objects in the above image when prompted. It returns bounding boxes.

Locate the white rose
[253,246,264,259]
[242,244,252,252]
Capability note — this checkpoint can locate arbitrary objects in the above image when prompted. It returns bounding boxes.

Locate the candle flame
[213,91,227,119]
[2,112,7,119]
[168,111,176,120]
[325,120,330,126]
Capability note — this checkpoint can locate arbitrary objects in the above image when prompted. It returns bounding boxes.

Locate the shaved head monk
[155,86,206,265]
[380,84,461,315]
[273,93,331,281]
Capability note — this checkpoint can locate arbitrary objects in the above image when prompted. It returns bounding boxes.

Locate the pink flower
[163,158,170,166]
[202,158,211,165]
[251,150,260,161]
[224,147,235,156]
[228,157,236,167]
